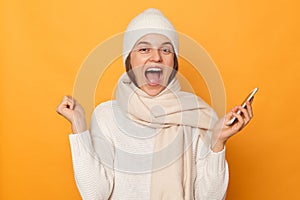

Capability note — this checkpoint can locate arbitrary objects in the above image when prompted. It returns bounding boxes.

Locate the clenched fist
[56,96,87,134]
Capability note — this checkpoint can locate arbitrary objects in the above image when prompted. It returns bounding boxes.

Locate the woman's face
[129,34,175,96]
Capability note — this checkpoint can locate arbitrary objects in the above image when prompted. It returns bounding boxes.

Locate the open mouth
[144,67,163,85]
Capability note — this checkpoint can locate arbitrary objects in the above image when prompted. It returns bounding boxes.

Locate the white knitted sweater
[69,101,229,200]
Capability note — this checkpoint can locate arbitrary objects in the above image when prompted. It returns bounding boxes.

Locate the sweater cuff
[207,147,226,174]
[69,130,94,157]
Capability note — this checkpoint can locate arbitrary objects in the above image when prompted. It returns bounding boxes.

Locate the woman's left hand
[211,101,253,152]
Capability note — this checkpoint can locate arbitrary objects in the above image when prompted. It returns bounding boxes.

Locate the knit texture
[122,8,178,66]
[69,101,229,199]
[116,73,218,199]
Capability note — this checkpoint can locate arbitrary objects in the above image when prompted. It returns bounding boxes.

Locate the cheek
[164,56,174,68]
[130,54,146,68]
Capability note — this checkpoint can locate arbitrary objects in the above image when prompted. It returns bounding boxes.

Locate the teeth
[146,67,162,72]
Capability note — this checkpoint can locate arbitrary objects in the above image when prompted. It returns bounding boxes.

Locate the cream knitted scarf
[116,73,217,199]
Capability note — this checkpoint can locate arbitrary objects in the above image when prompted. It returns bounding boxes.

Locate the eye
[160,47,173,54]
[138,47,151,54]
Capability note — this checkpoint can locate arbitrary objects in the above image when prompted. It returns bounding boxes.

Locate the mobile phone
[226,87,259,126]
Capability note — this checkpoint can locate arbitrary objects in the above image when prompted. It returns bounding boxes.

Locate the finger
[57,102,70,114]
[224,106,239,126]
[66,100,74,110]
[231,106,239,113]
[57,96,73,113]
[238,106,250,124]
[57,97,67,113]
[65,96,75,110]
[225,109,234,121]
[246,101,253,118]
[56,103,68,115]
[232,112,244,130]
[62,95,73,103]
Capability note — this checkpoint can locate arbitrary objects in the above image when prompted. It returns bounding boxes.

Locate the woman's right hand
[56,96,87,134]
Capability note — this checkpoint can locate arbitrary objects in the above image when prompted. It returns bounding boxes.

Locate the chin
[142,85,165,96]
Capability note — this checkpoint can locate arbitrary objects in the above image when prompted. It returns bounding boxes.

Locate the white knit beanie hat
[122,8,179,66]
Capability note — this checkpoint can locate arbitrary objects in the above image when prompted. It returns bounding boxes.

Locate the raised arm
[57,96,115,199]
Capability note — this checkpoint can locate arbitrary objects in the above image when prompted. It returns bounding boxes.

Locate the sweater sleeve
[194,145,229,200]
[69,109,115,200]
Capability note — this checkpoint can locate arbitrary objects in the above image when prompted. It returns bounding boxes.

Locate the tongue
[145,72,161,85]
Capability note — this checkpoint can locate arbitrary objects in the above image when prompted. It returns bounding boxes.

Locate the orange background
[1,0,299,199]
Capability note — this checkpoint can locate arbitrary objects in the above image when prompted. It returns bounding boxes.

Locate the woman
[56,8,253,200]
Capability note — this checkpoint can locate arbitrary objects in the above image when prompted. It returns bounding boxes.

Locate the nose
[149,48,162,62]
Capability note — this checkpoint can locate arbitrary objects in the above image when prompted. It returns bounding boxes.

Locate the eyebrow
[136,41,151,46]
[135,41,173,46]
